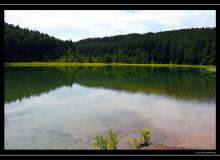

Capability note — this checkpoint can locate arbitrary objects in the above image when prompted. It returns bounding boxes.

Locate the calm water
[4,66,216,149]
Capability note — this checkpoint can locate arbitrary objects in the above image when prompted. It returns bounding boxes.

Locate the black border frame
[0,0,220,4]
[1,4,219,156]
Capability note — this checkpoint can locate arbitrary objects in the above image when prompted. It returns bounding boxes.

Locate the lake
[4,66,216,149]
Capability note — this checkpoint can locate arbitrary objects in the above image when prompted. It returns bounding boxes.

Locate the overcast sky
[4,10,216,42]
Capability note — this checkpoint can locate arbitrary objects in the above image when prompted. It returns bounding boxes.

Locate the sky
[4,10,216,42]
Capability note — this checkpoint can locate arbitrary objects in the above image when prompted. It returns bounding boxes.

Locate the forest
[4,22,216,65]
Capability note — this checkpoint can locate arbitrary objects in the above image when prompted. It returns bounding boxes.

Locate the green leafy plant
[93,128,150,150]
[93,134,107,150]
[93,129,119,150]
[138,128,151,145]
[106,129,119,150]
[128,128,151,150]
[128,137,142,150]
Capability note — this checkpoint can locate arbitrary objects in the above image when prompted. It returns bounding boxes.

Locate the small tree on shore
[93,129,119,150]
[139,128,151,146]
[93,128,151,150]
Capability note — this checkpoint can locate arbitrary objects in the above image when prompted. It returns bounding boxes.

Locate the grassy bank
[4,62,216,73]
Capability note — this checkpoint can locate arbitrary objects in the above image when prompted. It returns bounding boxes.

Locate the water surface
[5,66,216,149]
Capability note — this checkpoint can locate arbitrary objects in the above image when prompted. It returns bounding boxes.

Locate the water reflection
[5,66,216,104]
[5,83,215,149]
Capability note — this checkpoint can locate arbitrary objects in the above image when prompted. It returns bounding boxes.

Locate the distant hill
[4,22,216,65]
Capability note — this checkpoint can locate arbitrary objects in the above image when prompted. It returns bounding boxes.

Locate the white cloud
[4,10,216,41]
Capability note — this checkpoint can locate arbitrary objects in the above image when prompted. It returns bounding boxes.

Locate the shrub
[128,137,142,150]
[93,129,119,150]
[139,128,151,145]
[106,129,119,150]
[93,128,150,150]
[93,134,107,150]
[128,128,151,150]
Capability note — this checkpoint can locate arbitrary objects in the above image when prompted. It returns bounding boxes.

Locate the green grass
[4,62,216,73]
[204,67,216,72]
[4,62,109,67]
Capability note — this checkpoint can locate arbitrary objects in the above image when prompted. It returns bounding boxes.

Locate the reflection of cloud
[5,84,216,149]
[5,10,216,41]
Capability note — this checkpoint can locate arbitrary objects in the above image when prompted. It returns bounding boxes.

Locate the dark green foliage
[4,23,68,62]
[5,22,216,65]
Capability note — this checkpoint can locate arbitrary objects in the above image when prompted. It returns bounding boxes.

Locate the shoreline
[142,145,187,150]
[4,62,216,73]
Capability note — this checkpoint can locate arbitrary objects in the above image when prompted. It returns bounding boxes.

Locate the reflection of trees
[5,66,216,103]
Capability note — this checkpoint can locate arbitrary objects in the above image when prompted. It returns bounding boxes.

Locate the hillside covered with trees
[4,22,216,65]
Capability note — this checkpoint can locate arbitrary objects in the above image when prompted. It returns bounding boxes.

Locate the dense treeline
[5,23,70,62]
[4,22,216,65]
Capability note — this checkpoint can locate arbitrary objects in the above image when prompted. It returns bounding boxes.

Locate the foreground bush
[139,128,151,146]
[93,129,119,150]
[93,128,150,150]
